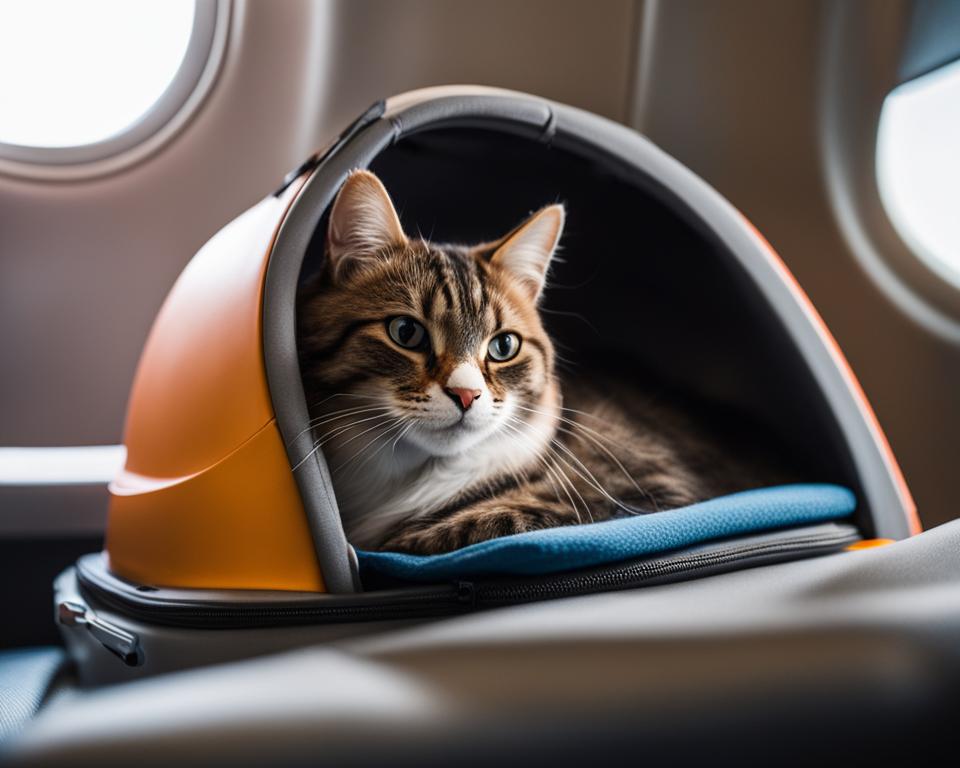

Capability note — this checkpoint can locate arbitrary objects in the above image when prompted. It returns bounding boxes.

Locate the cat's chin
[402,419,505,458]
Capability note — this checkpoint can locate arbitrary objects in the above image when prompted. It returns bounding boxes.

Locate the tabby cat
[297,170,786,555]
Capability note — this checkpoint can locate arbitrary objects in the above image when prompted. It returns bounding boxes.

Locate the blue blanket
[356,484,856,582]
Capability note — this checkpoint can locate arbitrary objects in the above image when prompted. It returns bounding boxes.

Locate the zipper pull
[58,600,143,667]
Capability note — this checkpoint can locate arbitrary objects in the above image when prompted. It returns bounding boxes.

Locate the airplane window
[0,446,125,485]
[877,59,960,289]
[0,0,225,174]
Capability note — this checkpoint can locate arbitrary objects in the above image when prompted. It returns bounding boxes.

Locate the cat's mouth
[409,403,493,433]
[419,414,485,433]
[402,409,508,457]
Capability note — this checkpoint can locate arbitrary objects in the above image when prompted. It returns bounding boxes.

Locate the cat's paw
[378,528,454,556]
[380,507,539,555]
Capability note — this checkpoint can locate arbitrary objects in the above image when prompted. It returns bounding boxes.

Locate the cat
[297,169,789,555]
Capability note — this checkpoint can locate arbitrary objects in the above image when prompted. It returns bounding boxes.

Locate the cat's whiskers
[499,421,584,524]
[289,405,392,444]
[496,414,578,516]
[502,455,562,524]
[501,438,565,511]
[516,403,663,511]
[529,435,571,510]
[542,452,589,524]
[327,415,407,457]
[536,452,585,523]
[305,404,391,427]
[391,421,416,454]
[350,416,416,473]
[499,422,573,521]
[293,412,400,471]
[494,432,544,497]
[513,402,649,498]
[311,411,402,450]
[507,414,640,520]
[537,444,597,523]
[546,437,634,519]
[336,417,411,478]
[306,392,382,410]
[514,402,627,448]
[324,417,408,477]
[543,407,663,507]
[538,433,638,518]
[552,425,659,513]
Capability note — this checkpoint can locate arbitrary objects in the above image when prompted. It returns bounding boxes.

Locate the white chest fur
[328,390,560,548]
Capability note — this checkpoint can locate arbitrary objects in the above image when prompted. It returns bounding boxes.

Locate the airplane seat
[0,647,71,745]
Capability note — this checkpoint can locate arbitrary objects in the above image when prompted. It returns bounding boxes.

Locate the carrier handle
[383,86,556,142]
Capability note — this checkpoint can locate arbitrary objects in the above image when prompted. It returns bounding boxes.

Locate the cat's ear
[489,204,565,301]
[325,170,407,281]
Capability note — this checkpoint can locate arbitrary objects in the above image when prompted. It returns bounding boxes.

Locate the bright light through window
[877,60,960,287]
[0,445,126,485]
[0,0,195,148]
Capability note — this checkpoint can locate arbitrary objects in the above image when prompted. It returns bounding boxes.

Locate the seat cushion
[0,647,68,743]
[356,483,856,581]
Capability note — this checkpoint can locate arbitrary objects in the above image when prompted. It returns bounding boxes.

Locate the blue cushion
[356,483,856,582]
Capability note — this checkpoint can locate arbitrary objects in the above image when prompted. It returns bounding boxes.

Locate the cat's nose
[445,387,482,412]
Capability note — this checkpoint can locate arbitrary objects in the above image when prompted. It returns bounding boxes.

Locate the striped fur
[297,170,787,555]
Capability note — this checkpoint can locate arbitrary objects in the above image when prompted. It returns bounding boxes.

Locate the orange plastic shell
[106,180,325,592]
[846,538,896,551]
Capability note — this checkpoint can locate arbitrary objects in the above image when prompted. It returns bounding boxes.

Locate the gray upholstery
[0,647,67,744]
[7,520,960,764]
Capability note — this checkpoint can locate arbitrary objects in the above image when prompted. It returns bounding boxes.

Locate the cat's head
[298,169,563,458]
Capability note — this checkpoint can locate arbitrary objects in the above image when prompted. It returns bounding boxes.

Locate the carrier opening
[296,126,866,538]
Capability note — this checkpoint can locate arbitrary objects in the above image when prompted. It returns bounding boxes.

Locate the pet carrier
[55,86,916,684]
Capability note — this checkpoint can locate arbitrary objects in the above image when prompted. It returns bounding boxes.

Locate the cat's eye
[387,316,428,350]
[487,331,521,362]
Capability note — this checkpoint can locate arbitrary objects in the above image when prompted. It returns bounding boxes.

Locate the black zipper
[471,527,858,605]
[77,577,469,630]
[75,524,858,630]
